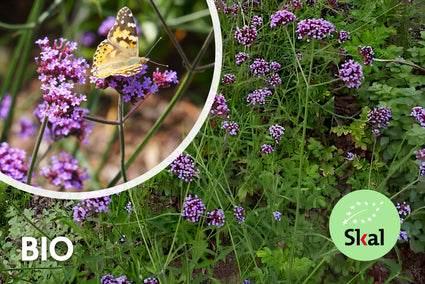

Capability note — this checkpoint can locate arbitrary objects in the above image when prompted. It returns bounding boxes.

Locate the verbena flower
[181,194,206,222]
[358,46,374,66]
[235,25,258,46]
[152,68,179,88]
[143,277,159,284]
[247,88,273,105]
[270,10,297,28]
[269,124,285,143]
[215,1,239,15]
[273,211,282,221]
[91,66,159,104]
[400,218,404,224]
[261,144,274,155]
[251,15,263,27]
[296,18,335,42]
[211,94,230,118]
[35,37,93,145]
[296,52,303,61]
[339,47,348,57]
[292,0,303,10]
[338,30,350,44]
[0,142,30,183]
[101,274,132,284]
[33,106,93,146]
[40,152,89,190]
[73,196,112,222]
[411,107,425,127]
[345,152,355,161]
[268,73,282,86]
[81,31,96,46]
[414,149,425,161]
[250,58,270,77]
[207,209,225,228]
[98,16,116,36]
[396,202,411,216]
[367,107,391,136]
[16,117,37,141]
[222,73,236,85]
[270,61,281,71]
[221,121,239,135]
[338,59,364,89]
[125,201,132,212]
[0,93,11,119]
[235,52,250,65]
[169,154,199,183]
[243,280,251,284]
[234,206,245,223]
[398,231,408,241]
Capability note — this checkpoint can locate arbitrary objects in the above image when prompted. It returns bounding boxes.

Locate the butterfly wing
[107,6,139,57]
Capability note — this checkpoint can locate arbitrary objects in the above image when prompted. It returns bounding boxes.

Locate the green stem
[368,136,377,189]
[118,94,127,183]
[93,128,118,182]
[1,0,44,142]
[26,114,48,184]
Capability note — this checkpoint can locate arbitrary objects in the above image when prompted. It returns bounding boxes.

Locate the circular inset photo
[0,1,221,199]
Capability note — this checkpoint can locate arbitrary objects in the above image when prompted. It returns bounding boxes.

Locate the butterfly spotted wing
[92,6,149,78]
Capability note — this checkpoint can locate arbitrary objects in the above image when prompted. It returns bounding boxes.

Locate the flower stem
[26,114,48,184]
[118,94,127,183]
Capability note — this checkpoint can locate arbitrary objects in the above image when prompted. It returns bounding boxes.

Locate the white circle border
[0,0,222,200]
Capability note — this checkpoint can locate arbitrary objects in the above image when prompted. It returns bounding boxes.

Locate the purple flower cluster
[206,209,226,228]
[234,206,245,223]
[415,149,425,175]
[270,10,297,29]
[72,196,112,222]
[143,277,159,284]
[214,1,239,15]
[0,142,30,183]
[358,46,374,66]
[211,94,230,118]
[168,154,199,183]
[221,121,240,135]
[261,144,274,155]
[235,25,258,46]
[101,274,132,284]
[40,152,89,190]
[250,58,270,77]
[33,106,93,146]
[16,117,37,141]
[0,93,11,119]
[98,15,141,36]
[270,61,281,71]
[411,106,425,128]
[273,211,282,221]
[235,52,250,66]
[251,15,263,28]
[398,231,408,241]
[296,18,335,42]
[345,152,355,161]
[222,73,236,85]
[396,202,411,216]
[367,107,392,136]
[292,0,303,10]
[338,30,350,44]
[152,68,179,89]
[338,60,364,89]
[268,73,282,86]
[247,87,273,105]
[181,195,206,222]
[296,52,303,61]
[125,201,132,213]
[269,124,285,143]
[35,37,93,145]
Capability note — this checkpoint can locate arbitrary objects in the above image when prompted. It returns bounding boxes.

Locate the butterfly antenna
[149,60,169,68]
[145,37,162,57]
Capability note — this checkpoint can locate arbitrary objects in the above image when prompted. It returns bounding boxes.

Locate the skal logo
[329,190,400,261]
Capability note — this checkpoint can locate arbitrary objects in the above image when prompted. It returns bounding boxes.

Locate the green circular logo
[329,190,400,261]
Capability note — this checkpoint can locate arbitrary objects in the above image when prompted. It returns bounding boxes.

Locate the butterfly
[92,6,149,78]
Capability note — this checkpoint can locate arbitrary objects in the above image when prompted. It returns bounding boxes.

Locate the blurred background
[0,0,215,191]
